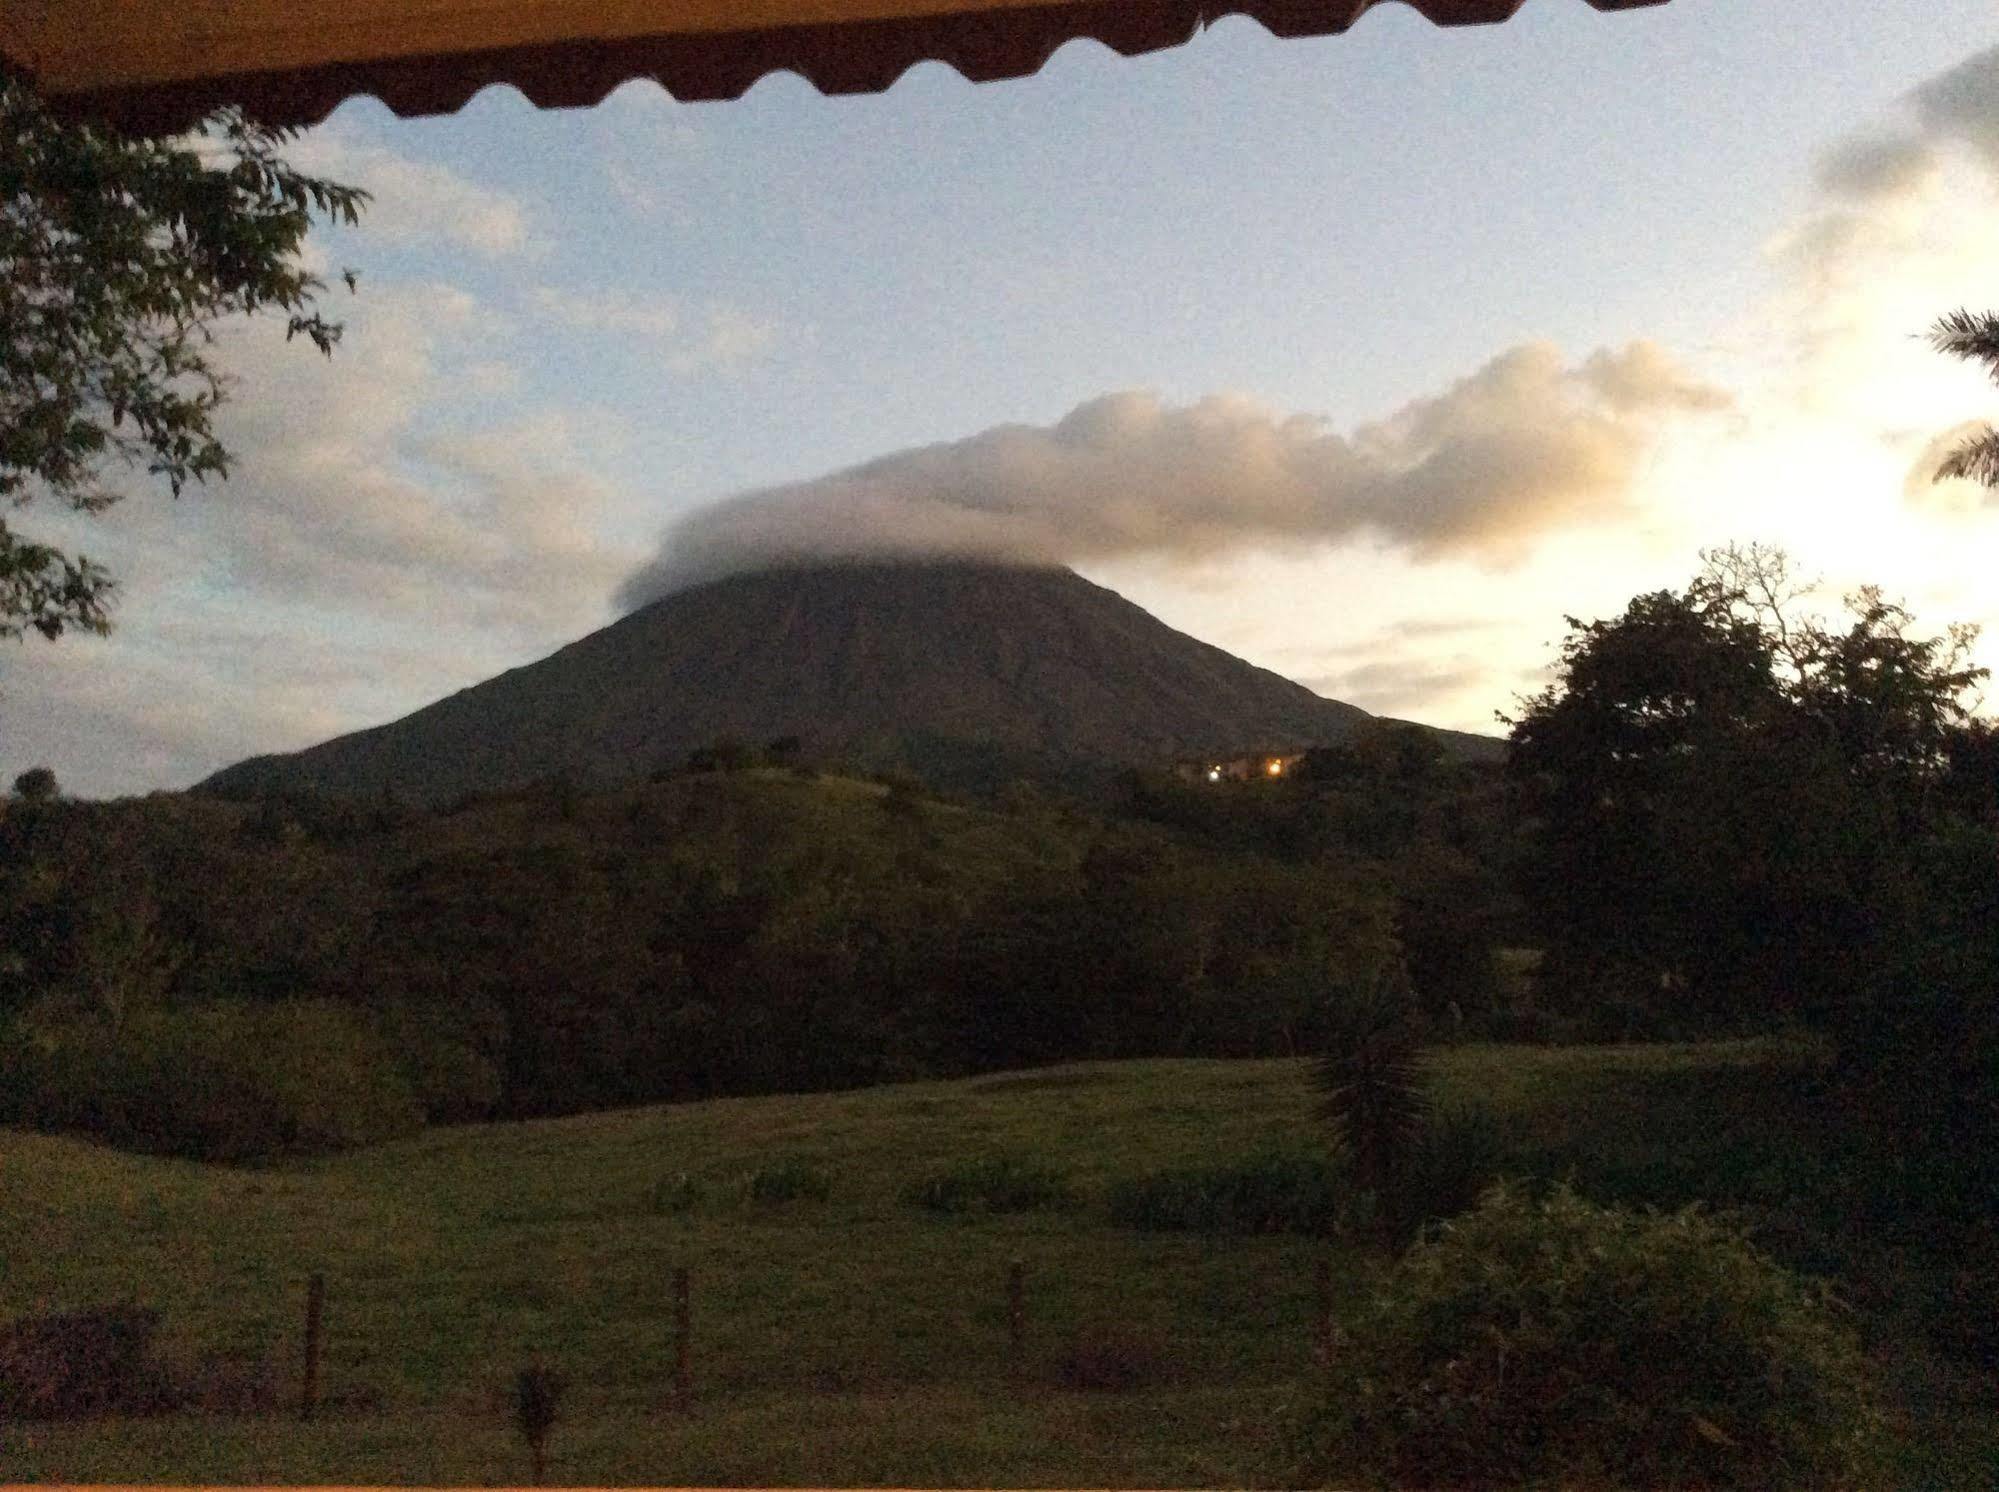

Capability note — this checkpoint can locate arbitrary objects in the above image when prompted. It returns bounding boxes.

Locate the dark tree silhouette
[10,766,56,802]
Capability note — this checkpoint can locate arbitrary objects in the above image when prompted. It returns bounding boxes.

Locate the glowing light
[1266,758,1284,777]
[1206,766,1222,783]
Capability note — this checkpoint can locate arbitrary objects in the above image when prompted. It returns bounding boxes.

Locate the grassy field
[5,1040,1994,1486]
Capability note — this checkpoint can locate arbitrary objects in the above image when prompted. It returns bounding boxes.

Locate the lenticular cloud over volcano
[617,340,1730,609]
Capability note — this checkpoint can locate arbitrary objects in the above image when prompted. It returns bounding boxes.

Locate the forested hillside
[3,752,1504,1158]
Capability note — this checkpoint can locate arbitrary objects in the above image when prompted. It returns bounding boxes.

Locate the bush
[4,1000,423,1161]
[1382,1103,1508,1242]
[1107,1150,1351,1236]
[650,1171,706,1214]
[742,1156,832,1204]
[900,1154,1078,1215]
[0,1303,283,1420]
[0,1304,179,1418]
[1052,1326,1178,1391]
[1292,1184,1883,1490]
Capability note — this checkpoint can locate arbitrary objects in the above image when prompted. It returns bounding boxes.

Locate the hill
[199,561,1497,804]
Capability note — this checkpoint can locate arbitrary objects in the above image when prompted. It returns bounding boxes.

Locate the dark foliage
[900,1154,1078,1215]
[10,766,56,802]
[512,1361,566,1485]
[1051,1327,1179,1392]
[2,1000,422,1161]
[1,81,364,642]
[1106,1151,1350,1236]
[1507,546,1997,1139]
[0,1305,179,1418]
[1293,1184,1883,1491]
[1312,980,1428,1203]
[742,1157,833,1204]
[1928,308,1999,485]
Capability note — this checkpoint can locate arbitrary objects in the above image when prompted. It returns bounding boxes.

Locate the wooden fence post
[300,1272,325,1421]
[1006,1257,1025,1366]
[1314,1256,1334,1369]
[672,1265,692,1411]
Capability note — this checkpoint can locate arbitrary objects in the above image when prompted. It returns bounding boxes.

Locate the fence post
[1006,1257,1025,1366]
[672,1265,692,1411]
[1314,1256,1334,1369]
[300,1272,325,1421]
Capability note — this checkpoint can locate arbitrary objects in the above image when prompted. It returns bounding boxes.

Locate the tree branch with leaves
[1,81,366,641]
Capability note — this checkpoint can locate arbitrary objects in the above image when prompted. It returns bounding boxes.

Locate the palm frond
[1928,309,1999,380]
[1935,425,1999,487]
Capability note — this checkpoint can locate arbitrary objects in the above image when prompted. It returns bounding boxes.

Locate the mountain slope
[201,561,1487,802]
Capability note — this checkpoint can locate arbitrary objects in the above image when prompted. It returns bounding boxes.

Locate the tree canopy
[1,82,365,642]
[1507,545,1995,1115]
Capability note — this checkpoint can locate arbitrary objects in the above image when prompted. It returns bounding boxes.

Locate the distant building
[1171,750,1307,784]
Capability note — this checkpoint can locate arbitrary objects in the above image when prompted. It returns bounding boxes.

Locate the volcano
[200,562,1495,803]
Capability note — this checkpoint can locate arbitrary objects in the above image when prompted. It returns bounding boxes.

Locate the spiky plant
[1928,309,1999,485]
[1313,974,1428,1208]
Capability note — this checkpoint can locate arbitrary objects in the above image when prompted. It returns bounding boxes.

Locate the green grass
[5,1040,1994,1486]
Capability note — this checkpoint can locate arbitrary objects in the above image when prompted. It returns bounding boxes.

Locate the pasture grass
[5,1040,1993,1485]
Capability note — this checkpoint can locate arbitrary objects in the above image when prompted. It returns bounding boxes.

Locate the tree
[10,766,56,802]
[2,81,366,641]
[1508,545,1990,1056]
[1929,309,1999,485]
[1506,558,1789,1022]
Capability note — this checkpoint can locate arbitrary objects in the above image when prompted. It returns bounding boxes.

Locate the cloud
[1302,657,1494,722]
[1807,46,1999,206]
[291,130,537,257]
[1815,133,1937,201]
[2,279,640,793]
[593,81,704,219]
[617,340,1728,607]
[1910,45,1999,173]
[530,287,781,373]
[1776,42,1999,513]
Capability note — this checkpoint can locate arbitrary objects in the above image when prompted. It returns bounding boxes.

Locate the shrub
[742,1156,832,1204]
[1107,1150,1350,1236]
[1051,1327,1178,1391]
[4,1000,423,1161]
[650,1171,706,1214]
[1382,1103,1508,1242]
[900,1154,1078,1215]
[0,1303,280,1419]
[1292,1184,1883,1490]
[0,1304,179,1418]
[513,1360,567,1484]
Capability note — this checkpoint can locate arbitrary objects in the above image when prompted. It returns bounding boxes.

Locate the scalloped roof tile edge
[5,0,1670,135]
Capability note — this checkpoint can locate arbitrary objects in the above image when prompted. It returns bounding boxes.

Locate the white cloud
[291,130,538,258]
[618,339,1730,605]
[1,279,640,794]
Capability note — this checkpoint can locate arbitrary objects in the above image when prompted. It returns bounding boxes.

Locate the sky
[7,0,1999,796]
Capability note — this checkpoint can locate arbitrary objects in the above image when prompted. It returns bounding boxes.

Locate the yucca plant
[513,1360,567,1485]
[1312,973,1428,1214]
